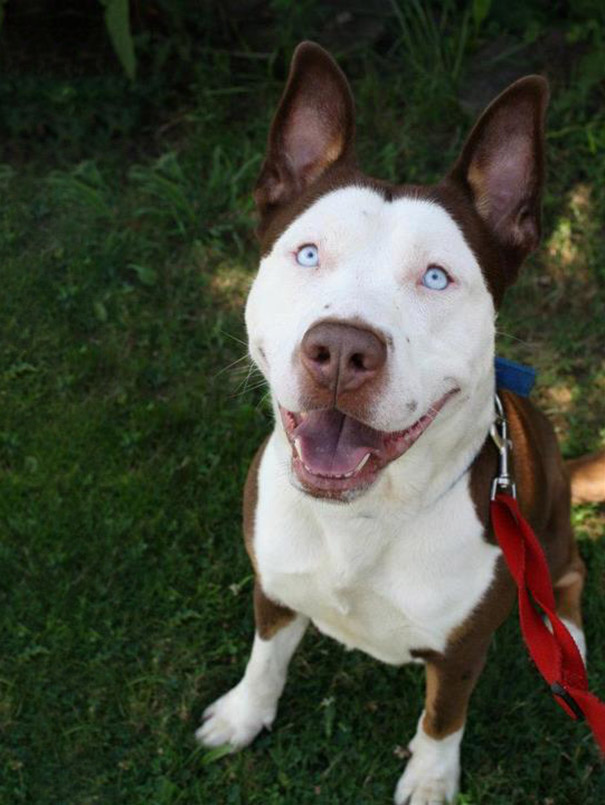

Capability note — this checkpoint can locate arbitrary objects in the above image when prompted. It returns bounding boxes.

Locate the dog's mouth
[279,389,459,499]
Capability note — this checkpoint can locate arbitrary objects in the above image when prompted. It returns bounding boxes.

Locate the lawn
[1,2,604,803]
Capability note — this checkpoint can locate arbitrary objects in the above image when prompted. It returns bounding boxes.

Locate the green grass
[1,4,605,803]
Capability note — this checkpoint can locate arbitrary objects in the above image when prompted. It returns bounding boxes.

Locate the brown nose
[301,321,387,394]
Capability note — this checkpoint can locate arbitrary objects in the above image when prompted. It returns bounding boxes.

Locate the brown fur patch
[254,579,295,640]
[243,437,269,572]
[500,391,576,581]
[243,437,296,639]
[413,557,515,740]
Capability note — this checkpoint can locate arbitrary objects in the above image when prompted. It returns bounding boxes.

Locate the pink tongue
[293,410,384,476]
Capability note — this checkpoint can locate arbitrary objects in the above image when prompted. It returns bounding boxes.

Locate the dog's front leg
[394,643,490,805]
[197,582,308,751]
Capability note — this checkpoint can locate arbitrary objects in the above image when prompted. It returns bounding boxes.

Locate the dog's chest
[254,440,501,665]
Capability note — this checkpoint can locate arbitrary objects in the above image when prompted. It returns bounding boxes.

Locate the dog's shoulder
[503,390,569,524]
[470,390,572,578]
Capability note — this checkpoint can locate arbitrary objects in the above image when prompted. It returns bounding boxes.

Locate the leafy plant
[47,162,114,221]
[129,152,198,237]
[99,0,136,79]
[0,1,136,77]
[389,0,475,88]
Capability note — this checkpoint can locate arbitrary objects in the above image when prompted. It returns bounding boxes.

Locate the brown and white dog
[198,43,592,803]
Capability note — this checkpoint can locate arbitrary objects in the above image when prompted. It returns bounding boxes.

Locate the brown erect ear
[448,76,549,266]
[254,42,355,222]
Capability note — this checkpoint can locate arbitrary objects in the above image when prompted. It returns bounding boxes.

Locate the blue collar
[495,357,536,397]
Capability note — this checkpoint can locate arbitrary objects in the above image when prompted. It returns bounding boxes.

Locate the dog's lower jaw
[394,716,463,805]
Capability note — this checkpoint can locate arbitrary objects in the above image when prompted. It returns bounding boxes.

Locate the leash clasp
[551,681,585,721]
[490,393,516,500]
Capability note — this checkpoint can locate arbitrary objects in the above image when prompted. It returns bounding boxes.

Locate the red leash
[491,493,605,753]
[489,395,605,754]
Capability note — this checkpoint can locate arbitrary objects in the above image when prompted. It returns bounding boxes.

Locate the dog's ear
[448,76,548,266]
[254,42,355,221]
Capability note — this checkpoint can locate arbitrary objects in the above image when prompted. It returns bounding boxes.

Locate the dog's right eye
[421,265,450,290]
[296,244,319,267]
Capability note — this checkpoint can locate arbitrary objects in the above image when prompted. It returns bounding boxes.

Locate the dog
[568,449,605,505]
[198,42,593,803]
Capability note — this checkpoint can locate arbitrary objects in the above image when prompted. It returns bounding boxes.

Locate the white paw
[196,680,277,750]
[394,721,462,805]
[394,769,457,805]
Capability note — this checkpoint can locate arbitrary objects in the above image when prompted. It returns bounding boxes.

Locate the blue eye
[422,265,450,290]
[296,244,319,267]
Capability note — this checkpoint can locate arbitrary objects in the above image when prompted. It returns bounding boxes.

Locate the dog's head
[245,42,548,501]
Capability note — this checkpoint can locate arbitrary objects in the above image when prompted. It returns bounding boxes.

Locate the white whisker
[233,361,258,393]
[218,329,248,347]
[213,352,250,379]
[495,329,533,348]
[231,379,268,398]
[255,392,271,410]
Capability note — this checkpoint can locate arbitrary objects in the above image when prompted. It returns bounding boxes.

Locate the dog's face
[246,43,547,500]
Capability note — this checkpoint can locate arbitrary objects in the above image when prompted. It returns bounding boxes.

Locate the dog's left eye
[422,265,450,290]
[296,244,319,267]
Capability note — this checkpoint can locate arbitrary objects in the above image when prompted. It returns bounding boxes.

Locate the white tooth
[293,437,303,459]
[354,453,371,473]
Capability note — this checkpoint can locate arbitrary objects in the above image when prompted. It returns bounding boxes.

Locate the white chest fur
[254,434,501,665]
